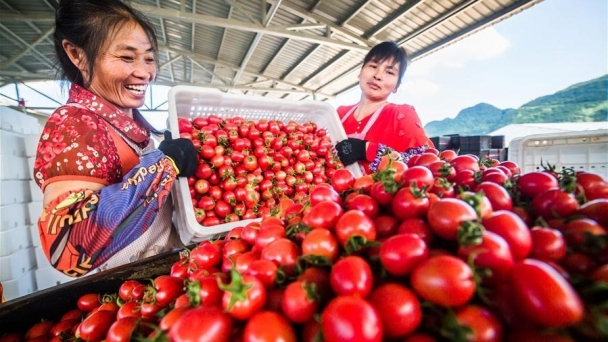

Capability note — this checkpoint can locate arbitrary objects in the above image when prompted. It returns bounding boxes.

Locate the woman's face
[88,22,156,116]
[358,57,400,102]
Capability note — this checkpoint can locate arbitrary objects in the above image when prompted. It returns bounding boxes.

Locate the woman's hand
[158,131,198,177]
[335,138,368,166]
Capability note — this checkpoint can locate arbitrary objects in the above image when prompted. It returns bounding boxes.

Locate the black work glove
[335,138,367,166]
[158,130,198,177]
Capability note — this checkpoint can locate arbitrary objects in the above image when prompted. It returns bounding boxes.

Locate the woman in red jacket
[336,41,434,174]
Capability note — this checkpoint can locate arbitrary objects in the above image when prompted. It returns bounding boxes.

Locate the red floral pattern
[34,84,151,189]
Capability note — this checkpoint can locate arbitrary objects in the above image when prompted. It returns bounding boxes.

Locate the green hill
[424,74,608,137]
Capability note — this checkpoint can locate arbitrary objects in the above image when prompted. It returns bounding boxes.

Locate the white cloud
[407,27,511,77]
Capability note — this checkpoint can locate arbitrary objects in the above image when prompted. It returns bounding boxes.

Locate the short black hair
[363,41,410,87]
[53,0,159,87]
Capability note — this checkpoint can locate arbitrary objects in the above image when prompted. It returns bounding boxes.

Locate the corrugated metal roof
[0,0,544,105]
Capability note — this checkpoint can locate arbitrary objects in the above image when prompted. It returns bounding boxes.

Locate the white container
[508,129,608,179]
[0,226,32,257]
[0,180,31,205]
[28,201,43,226]
[0,130,27,157]
[167,85,361,244]
[28,156,35,179]
[0,155,30,180]
[0,246,35,282]
[34,246,51,269]
[29,180,43,202]
[24,133,42,157]
[0,106,40,134]
[35,266,77,291]
[1,269,36,301]
[29,224,41,247]
[0,203,29,231]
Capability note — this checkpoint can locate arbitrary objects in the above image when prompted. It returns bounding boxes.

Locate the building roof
[0,0,543,104]
[489,122,608,147]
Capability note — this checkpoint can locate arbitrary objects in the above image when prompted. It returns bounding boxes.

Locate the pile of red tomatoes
[177,116,346,226]
[3,127,608,342]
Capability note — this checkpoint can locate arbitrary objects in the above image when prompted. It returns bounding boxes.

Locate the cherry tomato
[379,233,428,277]
[516,171,559,199]
[411,255,475,307]
[169,306,232,342]
[453,304,504,342]
[482,210,532,260]
[77,293,101,312]
[301,228,339,262]
[330,255,373,297]
[529,227,567,262]
[76,310,115,342]
[475,181,513,211]
[221,271,267,320]
[368,283,422,338]
[509,258,584,328]
[427,198,478,241]
[334,210,377,248]
[281,280,319,324]
[243,310,296,342]
[458,230,515,286]
[321,296,383,342]
[25,321,55,340]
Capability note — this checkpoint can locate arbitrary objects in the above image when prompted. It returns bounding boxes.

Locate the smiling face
[87,21,157,117]
[358,58,401,102]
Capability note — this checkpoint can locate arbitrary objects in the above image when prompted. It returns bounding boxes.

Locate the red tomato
[373,214,399,239]
[169,306,233,342]
[396,218,434,246]
[118,280,143,302]
[453,305,503,342]
[411,255,475,307]
[559,217,607,248]
[368,283,422,338]
[451,155,480,173]
[334,210,377,248]
[509,259,584,328]
[458,230,515,286]
[427,198,478,241]
[516,171,559,199]
[482,210,532,260]
[190,242,222,271]
[577,198,608,228]
[25,321,55,340]
[243,310,296,342]
[309,185,341,206]
[260,238,301,276]
[151,275,185,307]
[346,194,380,219]
[105,317,141,342]
[391,186,430,221]
[49,319,79,338]
[301,228,339,262]
[331,168,355,193]
[321,296,383,342]
[116,300,142,320]
[529,227,567,262]
[245,259,278,288]
[531,189,579,219]
[221,271,267,320]
[76,310,115,342]
[302,200,343,230]
[281,280,319,324]
[77,293,101,312]
[330,256,374,297]
[475,181,513,211]
[60,308,84,321]
[402,165,435,190]
[379,233,428,277]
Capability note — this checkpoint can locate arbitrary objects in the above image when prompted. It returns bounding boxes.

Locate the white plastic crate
[0,155,30,180]
[0,203,29,231]
[508,129,608,179]
[35,266,77,291]
[29,224,41,247]
[0,226,32,257]
[0,180,31,205]
[28,201,43,226]
[34,246,50,269]
[1,269,36,301]
[0,246,35,282]
[167,85,361,244]
[29,180,43,202]
[0,106,40,134]
[24,133,42,157]
[0,130,27,156]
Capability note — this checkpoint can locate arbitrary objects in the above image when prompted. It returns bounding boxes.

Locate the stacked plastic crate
[0,106,39,300]
[1,106,76,301]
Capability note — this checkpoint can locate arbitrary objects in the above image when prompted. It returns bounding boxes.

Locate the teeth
[125,85,147,94]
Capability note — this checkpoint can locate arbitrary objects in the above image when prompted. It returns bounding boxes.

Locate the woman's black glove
[335,138,367,166]
[158,130,198,177]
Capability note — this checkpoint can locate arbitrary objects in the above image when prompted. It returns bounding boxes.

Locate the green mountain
[424,74,608,137]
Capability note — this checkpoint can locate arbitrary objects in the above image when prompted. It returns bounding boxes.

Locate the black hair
[53,0,159,88]
[363,41,410,87]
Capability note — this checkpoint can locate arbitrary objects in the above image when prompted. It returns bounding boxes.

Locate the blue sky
[2,0,606,128]
[331,0,608,125]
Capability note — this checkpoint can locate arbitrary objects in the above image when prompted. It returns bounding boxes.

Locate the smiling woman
[32,0,198,277]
